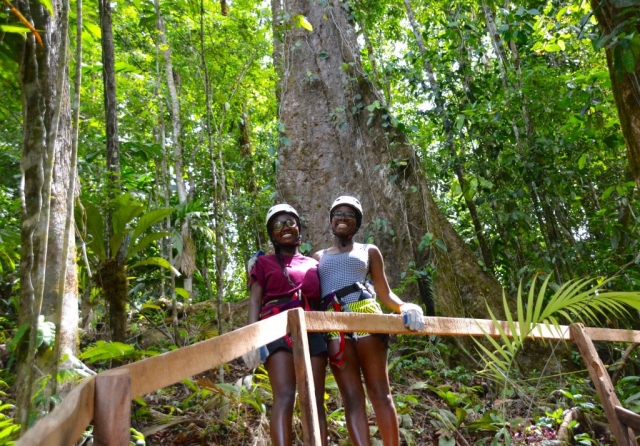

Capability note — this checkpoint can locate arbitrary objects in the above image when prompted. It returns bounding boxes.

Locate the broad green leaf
[435,239,448,252]
[621,49,636,73]
[112,197,145,235]
[175,287,190,299]
[129,257,180,276]
[296,15,313,31]
[114,62,141,73]
[601,186,614,200]
[40,0,54,16]
[544,42,562,52]
[80,200,106,261]
[578,153,587,170]
[84,22,101,38]
[0,25,30,34]
[109,232,127,262]
[130,208,174,243]
[126,231,172,261]
[7,324,30,352]
[79,341,136,363]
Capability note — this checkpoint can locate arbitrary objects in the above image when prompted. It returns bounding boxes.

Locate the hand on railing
[242,345,269,369]
[400,303,424,331]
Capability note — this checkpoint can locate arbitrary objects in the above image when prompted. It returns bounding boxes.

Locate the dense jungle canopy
[1,0,640,443]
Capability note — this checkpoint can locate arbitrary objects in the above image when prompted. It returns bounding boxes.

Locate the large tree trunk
[590,0,640,197]
[272,0,504,318]
[16,0,78,426]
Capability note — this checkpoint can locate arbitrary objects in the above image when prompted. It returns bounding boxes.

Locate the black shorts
[267,332,328,356]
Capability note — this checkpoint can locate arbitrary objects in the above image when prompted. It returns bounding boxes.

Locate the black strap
[334,282,366,298]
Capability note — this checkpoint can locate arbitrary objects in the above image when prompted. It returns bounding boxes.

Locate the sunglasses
[331,211,357,220]
[272,219,298,231]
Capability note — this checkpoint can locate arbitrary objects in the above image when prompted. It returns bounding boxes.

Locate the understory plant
[475,274,640,440]
[0,377,19,445]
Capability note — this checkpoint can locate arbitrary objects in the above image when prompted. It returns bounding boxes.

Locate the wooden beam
[304,313,570,339]
[93,369,131,446]
[305,313,640,344]
[122,311,289,398]
[570,324,637,446]
[288,308,322,446]
[616,406,640,432]
[585,327,640,344]
[15,377,95,446]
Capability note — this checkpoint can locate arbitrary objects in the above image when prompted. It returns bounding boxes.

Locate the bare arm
[368,245,405,313]
[248,281,263,324]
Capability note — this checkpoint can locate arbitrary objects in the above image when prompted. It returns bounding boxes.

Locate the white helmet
[265,203,299,227]
[330,196,363,217]
[330,196,363,229]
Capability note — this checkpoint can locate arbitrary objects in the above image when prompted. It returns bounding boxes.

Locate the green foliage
[475,274,640,382]
[616,375,640,412]
[0,401,19,445]
[78,193,175,268]
[78,341,158,364]
[0,377,18,445]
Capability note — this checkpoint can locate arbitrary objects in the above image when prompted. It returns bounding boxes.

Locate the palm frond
[475,274,640,387]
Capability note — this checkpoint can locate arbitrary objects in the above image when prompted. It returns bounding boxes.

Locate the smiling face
[331,205,358,236]
[269,212,300,246]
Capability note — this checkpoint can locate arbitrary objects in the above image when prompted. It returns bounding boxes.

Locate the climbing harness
[321,281,374,367]
[260,289,315,348]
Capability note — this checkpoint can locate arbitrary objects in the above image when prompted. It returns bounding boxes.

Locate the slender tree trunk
[198,0,227,376]
[98,0,127,342]
[152,26,177,344]
[589,0,640,197]
[155,0,193,296]
[453,161,494,271]
[272,0,504,318]
[50,0,83,399]
[16,0,77,428]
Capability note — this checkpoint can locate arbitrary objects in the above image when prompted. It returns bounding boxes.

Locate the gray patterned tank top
[318,243,369,304]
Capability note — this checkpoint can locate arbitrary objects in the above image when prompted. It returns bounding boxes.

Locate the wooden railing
[16,310,640,446]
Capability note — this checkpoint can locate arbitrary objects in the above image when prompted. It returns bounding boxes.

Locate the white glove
[400,303,424,331]
[242,345,269,369]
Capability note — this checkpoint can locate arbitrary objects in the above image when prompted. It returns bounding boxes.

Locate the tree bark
[272,0,504,318]
[99,0,121,203]
[590,0,640,197]
[155,0,193,296]
[16,0,78,427]
[98,0,128,342]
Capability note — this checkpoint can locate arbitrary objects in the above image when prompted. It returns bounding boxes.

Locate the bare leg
[265,349,296,446]
[329,338,371,446]
[357,336,399,446]
[311,354,329,446]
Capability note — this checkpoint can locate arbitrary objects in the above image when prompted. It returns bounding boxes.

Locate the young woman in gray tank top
[314,196,424,446]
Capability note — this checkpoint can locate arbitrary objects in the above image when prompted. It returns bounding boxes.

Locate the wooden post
[93,368,131,446]
[570,323,638,446]
[288,308,322,446]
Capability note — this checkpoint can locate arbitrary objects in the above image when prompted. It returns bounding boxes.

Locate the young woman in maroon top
[245,204,328,446]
